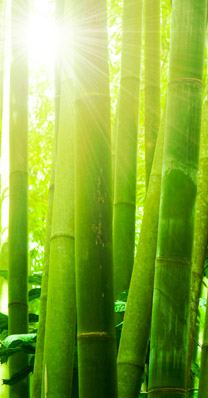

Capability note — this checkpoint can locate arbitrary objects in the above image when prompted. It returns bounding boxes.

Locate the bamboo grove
[1,0,208,398]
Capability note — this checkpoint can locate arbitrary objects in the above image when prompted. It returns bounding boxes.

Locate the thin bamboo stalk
[8,1,29,397]
[113,0,143,301]
[31,2,64,397]
[41,5,76,397]
[117,108,165,398]
[144,0,160,186]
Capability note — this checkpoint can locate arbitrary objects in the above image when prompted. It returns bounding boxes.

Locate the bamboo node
[148,387,186,394]
[8,301,28,307]
[10,170,28,177]
[168,78,203,87]
[50,232,74,241]
[117,360,144,370]
[77,332,114,340]
[156,257,191,266]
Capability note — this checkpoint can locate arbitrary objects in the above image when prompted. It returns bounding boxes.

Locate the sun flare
[29,6,56,67]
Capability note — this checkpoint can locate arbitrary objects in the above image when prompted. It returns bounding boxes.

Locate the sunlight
[29,5,56,68]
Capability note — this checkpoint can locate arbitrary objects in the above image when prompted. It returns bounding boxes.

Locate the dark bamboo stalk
[8,1,29,397]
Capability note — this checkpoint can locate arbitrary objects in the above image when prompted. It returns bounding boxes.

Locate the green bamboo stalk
[31,2,64,397]
[31,157,55,398]
[41,12,76,398]
[117,107,165,398]
[74,1,117,397]
[113,0,143,301]
[187,46,208,387]
[148,1,207,397]
[198,291,208,398]
[144,0,160,186]
[8,1,29,397]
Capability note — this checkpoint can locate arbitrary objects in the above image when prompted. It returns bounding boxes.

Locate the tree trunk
[144,0,160,186]
[74,1,117,397]
[117,106,165,398]
[113,0,143,301]
[8,1,29,397]
[148,1,207,397]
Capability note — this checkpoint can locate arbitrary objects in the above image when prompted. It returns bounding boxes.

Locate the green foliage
[28,288,41,301]
[2,334,36,348]
[191,361,200,379]
[28,75,54,272]
[2,362,34,386]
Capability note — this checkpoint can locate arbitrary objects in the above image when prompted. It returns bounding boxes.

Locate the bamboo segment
[113,0,143,301]
[74,1,117,396]
[8,1,29,397]
[148,1,207,397]
[117,112,165,398]
[187,60,208,386]
[198,290,208,398]
[144,0,160,186]
[31,2,64,397]
[41,76,76,398]
[41,6,76,397]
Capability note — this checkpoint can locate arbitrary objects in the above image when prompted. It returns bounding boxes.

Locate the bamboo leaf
[0,347,21,364]
[191,361,200,379]
[114,301,126,313]
[0,270,8,279]
[2,365,33,385]
[29,313,39,323]
[2,333,36,348]
[28,272,42,285]
[28,288,41,301]
[0,312,8,332]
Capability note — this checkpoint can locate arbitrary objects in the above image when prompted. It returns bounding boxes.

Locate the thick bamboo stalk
[41,6,76,398]
[144,0,160,186]
[148,1,207,397]
[31,2,63,397]
[74,1,117,397]
[117,111,165,398]
[187,51,208,387]
[8,1,29,397]
[113,0,143,301]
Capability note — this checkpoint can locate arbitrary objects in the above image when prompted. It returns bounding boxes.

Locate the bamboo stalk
[148,1,207,397]
[41,5,76,397]
[74,1,117,396]
[117,107,165,398]
[31,2,64,397]
[8,1,29,397]
[113,0,143,301]
[144,0,160,186]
